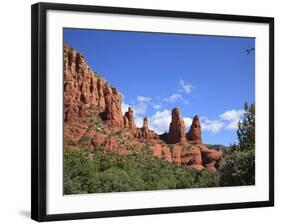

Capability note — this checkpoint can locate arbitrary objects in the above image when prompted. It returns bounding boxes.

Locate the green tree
[64,150,221,194]
[237,102,255,151]
[219,150,255,186]
[219,102,255,186]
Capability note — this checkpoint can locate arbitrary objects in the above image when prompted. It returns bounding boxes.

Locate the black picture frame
[31,2,274,222]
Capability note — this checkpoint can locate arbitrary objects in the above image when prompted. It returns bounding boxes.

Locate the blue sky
[64,28,255,145]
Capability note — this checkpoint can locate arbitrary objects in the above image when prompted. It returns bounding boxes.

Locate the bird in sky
[246,47,255,55]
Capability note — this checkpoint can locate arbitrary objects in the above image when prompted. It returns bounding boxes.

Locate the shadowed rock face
[187,115,202,144]
[123,107,136,129]
[63,44,123,127]
[167,108,187,144]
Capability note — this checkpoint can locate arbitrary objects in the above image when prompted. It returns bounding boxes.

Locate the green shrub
[219,150,255,186]
[79,136,91,142]
[169,144,174,154]
[64,151,221,194]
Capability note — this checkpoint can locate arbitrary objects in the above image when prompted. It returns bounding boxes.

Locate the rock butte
[63,44,223,171]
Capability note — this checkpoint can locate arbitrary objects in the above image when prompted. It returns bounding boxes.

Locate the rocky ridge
[64,44,123,127]
[64,44,223,171]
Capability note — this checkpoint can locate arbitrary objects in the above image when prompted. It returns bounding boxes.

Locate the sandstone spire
[134,116,159,140]
[187,115,202,144]
[167,107,187,144]
[143,116,149,129]
[123,107,136,129]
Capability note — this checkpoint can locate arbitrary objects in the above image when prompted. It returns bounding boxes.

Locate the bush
[64,150,221,194]
[219,150,255,186]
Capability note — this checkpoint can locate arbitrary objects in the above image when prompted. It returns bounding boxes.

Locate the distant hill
[205,144,227,151]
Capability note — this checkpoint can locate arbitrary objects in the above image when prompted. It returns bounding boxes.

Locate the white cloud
[122,102,145,128]
[137,96,151,103]
[122,101,146,116]
[121,102,131,115]
[148,110,171,134]
[179,79,194,94]
[120,92,125,99]
[200,109,243,133]
[183,117,193,130]
[147,110,193,134]
[164,94,182,103]
[219,109,244,130]
[134,116,143,128]
[134,103,148,115]
[122,96,152,128]
[124,97,243,135]
[122,96,152,117]
[201,118,224,134]
[183,100,189,105]
[219,109,244,121]
[153,104,162,110]
[226,121,240,130]
[123,96,152,115]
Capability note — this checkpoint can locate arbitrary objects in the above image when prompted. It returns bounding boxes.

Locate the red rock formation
[162,146,172,163]
[172,145,182,165]
[198,145,223,171]
[63,44,224,172]
[64,122,88,143]
[181,146,203,169]
[63,44,123,127]
[100,86,124,127]
[104,137,118,152]
[134,117,159,140]
[152,144,162,159]
[123,107,136,129]
[187,115,202,144]
[143,116,149,129]
[171,144,203,168]
[167,108,187,144]
[151,144,172,162]
[91,133,106,147]
[169,144,222,171]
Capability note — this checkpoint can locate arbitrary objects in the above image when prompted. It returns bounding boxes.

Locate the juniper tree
[237,102,255,151]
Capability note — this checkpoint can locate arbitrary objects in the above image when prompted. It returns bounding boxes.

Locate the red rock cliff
[63,44,123,127]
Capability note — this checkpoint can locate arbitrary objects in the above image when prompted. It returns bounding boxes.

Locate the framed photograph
[31,2,274,222]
